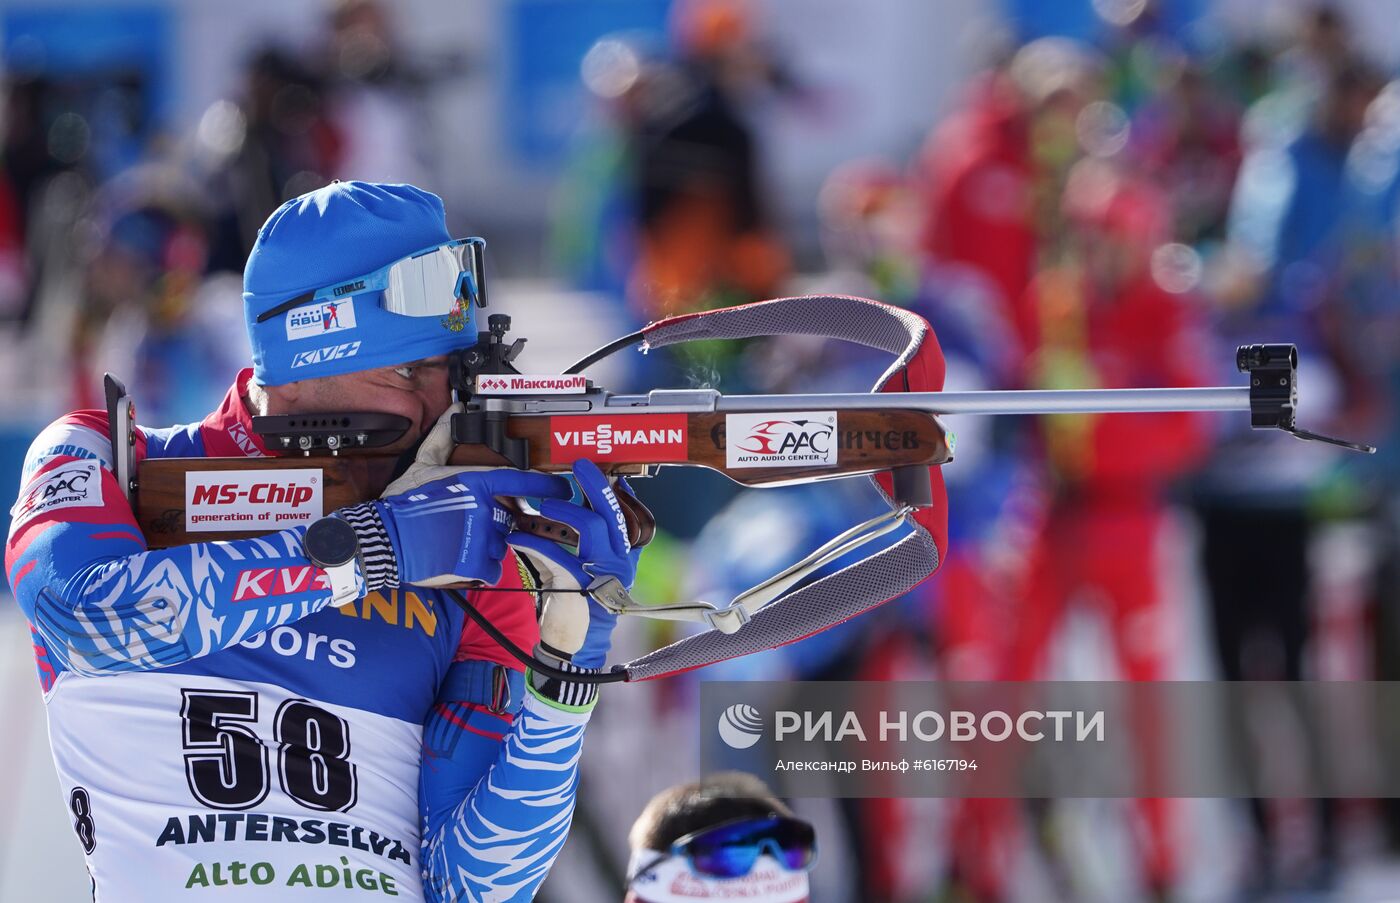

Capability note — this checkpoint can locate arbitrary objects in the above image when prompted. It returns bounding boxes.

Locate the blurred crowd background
[4,0,1400,900]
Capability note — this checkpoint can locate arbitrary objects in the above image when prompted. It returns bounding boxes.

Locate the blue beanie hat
[244,180,474,385]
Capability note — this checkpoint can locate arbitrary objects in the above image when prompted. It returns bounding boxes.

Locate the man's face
[291,356,453,451]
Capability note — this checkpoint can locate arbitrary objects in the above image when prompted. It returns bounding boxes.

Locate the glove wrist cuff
[337,503,398,591]
[527,644,601,711]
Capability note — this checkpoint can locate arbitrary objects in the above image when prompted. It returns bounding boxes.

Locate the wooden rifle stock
[135,409,951,548]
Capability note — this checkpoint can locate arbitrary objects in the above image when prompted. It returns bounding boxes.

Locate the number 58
[180,689,357,813]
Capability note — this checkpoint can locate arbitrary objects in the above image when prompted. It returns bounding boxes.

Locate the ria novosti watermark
[718,701,1104,751]
[702,681,1400,798]
[768,706,1104,744]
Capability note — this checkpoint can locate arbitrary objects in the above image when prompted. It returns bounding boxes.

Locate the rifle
[111,294,1373,682]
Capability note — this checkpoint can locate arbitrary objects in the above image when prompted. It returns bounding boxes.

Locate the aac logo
[11,460,103,527]
[718,704,764,749]
[735,419,833,456]
[35,467,91,499]
[726,411,839,469]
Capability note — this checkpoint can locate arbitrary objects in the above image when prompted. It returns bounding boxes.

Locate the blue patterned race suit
[5,369,589,901]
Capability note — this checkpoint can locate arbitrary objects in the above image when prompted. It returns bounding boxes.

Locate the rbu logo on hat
[286,299,357,341]
[291,341,362,369]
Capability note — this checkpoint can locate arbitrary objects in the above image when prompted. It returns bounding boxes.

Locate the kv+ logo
[717,704,764,749]
[291,341,362,369]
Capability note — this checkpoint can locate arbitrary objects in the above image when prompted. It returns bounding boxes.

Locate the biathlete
[6,180,636,901]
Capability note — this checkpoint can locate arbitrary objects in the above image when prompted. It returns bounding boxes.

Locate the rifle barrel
[607,386,1251,417]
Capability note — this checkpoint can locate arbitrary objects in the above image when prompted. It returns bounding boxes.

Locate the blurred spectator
[680,160,1040,901]
[1274,4,1353,100]
[1095,0,1193,115]
[1196,53,1383,894]
[71,163,247,423]
[0,162,23,320]
[0,75,33,318]
[918,265,1045,903]
[1207,56,1381,682]
[1006,159,1209,895]
[624,0,792,319]
[1131,58,1244,244]
[319,0,468,186]
[914,269,1044,903]
[916,38,1105,364]
[683,345,924,900]
[193,46,339,273]
[814,157,1033,685]
[1229,59,1382,291]
[192,3,470,276]
[1337,77,1400,856]
[816,158,923,302]
[1240,5,1354,151]
[2,64,151,327]
[1216,41,1277,110]
[553,34,661,307]
[915,61,1032,338]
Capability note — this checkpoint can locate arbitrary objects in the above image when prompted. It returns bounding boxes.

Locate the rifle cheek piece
[251,412,413,455]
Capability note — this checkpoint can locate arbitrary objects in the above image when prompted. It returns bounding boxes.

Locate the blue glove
[372,469,571,588]
[510,459,641,669]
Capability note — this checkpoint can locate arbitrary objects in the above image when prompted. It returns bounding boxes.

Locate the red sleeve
[452,550,538,672]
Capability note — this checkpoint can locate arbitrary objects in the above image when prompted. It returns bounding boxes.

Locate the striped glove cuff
[528,644,601,711]
[335,502,398,592]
